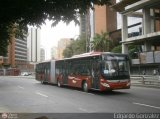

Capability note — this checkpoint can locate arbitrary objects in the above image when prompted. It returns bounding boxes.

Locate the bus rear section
[35,60,56,84]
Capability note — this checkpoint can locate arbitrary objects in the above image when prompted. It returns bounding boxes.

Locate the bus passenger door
[47,68,50,82]
[91,61,100,89]
[59,62,67,85]
[44,68,48,82]
[44,64,50,83]
[62,65,68,85]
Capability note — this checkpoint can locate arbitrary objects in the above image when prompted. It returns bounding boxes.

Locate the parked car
[21,72,29,76]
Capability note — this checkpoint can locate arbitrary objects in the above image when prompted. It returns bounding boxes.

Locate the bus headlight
[101,82,110,88]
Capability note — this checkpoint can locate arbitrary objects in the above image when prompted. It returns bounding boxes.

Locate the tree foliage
[0,0,111,55]
[0,0,112,26]
[111,44,140,59]
[111,45,122,53]
[63,35,86,58]
[91,31,114,52]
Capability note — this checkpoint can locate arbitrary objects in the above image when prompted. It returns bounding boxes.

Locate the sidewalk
[131,75,160,88]
[0,75,35,79]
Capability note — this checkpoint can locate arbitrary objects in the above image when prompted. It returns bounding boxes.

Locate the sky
[117,13,142,33]
[39,2,141,60]
[40,20,79,60]
[116,0,142,32]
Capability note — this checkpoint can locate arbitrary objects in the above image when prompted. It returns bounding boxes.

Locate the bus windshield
[101,56,130,80]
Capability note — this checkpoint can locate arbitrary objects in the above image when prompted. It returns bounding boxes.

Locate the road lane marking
[133,102,160,110]
[36,92,48,98]
[17,86,24,89]
[76,90,95,96]
[88,93,95,96]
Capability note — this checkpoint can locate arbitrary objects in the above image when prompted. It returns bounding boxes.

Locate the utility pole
[86,7,91,53]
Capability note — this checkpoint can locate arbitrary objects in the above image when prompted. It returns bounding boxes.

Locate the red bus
[35,60,56,84]
[35,52,130,92]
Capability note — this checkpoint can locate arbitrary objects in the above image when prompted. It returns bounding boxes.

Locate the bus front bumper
[100,80,131,91]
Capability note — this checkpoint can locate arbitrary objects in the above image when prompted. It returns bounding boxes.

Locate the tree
[111,45,122,53]
[111,44,140,59]
[63,42,74,58]
[128,45,140,59]
[72,35,86,55]
[63,35,86,58]
[0,0,112,55]
[0,23,28,56]
[91,31,113,52]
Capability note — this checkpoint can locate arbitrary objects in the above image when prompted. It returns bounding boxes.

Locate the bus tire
[57,80,61,87]
[82,81,88,92]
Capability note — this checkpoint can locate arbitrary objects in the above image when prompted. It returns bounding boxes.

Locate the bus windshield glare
[101,54,130,80]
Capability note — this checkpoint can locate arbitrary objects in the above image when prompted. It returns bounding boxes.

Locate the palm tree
[91,31,112,52]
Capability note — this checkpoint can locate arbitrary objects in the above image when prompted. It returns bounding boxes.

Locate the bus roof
[71,52,102,58]
[36,60,55,64]
[37,52,128,63]
[65,52,128,60]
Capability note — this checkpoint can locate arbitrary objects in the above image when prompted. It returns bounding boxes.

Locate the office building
[40,48,45,62]
[94,1,117,35]
[27,27,41,63]
[112,0,160,75]
[80,0,117,51]
[51,46,58,60]
[57,38,72,59]
[0,36,28,70]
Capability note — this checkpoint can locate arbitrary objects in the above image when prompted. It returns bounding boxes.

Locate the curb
[0,76,35,79]
[131,83,160,89]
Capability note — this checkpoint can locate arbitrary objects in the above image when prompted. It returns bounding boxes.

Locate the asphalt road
[0,76,160,119]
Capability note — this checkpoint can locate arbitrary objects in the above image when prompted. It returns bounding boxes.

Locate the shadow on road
[34,82,130,96]
[35,116,48,119]
[90,90,130,96]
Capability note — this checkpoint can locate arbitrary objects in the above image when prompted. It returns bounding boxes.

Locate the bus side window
[82,65,90,76]
[68,63,73,75]
[75,64,81,75]
[69,63,76,75]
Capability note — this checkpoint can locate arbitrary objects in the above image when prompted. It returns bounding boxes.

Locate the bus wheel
[57,80,61,87]
[82,81,88,92]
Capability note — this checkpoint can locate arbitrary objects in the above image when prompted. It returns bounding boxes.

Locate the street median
[131,75,160,88]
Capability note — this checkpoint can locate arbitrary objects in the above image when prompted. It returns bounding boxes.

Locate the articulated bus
[35,52,130,92]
